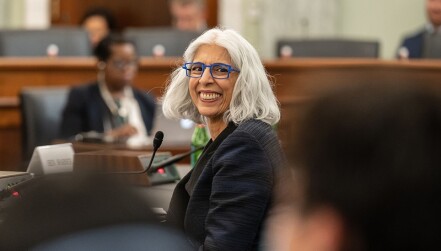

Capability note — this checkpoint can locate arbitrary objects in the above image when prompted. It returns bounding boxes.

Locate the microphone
[146,131,164,172]
[109,131,163,174]
[147,146,204,174]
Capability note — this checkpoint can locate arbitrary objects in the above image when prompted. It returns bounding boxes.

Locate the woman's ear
[97,61,106,70]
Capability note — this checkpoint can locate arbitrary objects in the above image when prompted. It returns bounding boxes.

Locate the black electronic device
[0,171,34,215]
[148,146,203,174]
[0,171,33,196]
[101,131,179,185]
[147,154,181,185]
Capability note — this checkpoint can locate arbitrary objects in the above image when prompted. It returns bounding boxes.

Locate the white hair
[161,27,280,125]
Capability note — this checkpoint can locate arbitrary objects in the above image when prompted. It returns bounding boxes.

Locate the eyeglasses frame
[182,62,240,79]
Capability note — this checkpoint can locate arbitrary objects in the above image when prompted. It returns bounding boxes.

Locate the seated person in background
[169,0,207,32]
[162,27,284,250]
[0,173,193,250]
[267,83,441,251]
[80,7,117,48]
[397,0,441,59]
[59,34,156,146]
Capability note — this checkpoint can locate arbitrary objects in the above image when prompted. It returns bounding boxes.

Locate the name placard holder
[27,143,74,176]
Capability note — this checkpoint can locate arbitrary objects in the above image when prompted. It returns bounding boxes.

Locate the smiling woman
[187,44,238,138]
[161,27,284,251]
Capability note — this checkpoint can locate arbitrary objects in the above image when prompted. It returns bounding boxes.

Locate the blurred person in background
[397,0,441,59]
[59,34,156,146]
[80,7,118,48]
[267,83,441,251]
[169,0,207,32]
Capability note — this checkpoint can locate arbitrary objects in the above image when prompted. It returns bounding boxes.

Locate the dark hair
[80,7,117,31]
[93,34,137,62]
[286,83,441,250]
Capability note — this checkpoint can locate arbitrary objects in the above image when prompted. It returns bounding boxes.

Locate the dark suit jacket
[167,119,284,251]
[59,82,156,139]
[398,28,425,58]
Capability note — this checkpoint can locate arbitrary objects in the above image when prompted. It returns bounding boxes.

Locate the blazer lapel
[185,122,237,196]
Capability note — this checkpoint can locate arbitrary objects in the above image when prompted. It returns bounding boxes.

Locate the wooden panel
[0,120,22,172]
[265,59,441,101]
[51,0,218,29]
[51,0,170,28]
[206,0,218,28]
[2,58,441,171]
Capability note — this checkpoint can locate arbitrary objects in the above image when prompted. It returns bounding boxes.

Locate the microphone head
[153,131,164,150]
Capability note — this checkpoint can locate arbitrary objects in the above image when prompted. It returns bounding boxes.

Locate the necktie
[114,99,127,127]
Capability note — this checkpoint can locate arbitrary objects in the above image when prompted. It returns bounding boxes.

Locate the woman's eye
[214,66,228,72]
[191,66,203,71]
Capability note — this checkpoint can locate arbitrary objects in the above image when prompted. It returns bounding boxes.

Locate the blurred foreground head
[0,173,192,250]
[281,83,441,251]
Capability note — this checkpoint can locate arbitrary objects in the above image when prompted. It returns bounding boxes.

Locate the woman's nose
[199,67,214,83]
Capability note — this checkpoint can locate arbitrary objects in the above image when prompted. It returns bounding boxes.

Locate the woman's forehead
[193,44,232,63]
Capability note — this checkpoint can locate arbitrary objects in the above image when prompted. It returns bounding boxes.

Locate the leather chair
[276,38,380,58]
[123,27,201,57]
[0,28,91,56]
[20,87,69,161]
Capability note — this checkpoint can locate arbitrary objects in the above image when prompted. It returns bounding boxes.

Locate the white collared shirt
[426,23,441,34]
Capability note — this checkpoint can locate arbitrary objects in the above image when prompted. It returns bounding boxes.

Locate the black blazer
[59,82,156,139]
[398,28,425,58]
[167,119,284,251]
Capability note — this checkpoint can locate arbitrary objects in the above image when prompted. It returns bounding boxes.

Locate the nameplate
[27,143,74,176]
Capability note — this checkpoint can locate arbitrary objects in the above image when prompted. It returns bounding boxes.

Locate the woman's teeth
[200,92,220,100]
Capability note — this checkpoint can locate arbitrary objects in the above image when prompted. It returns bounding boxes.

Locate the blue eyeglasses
[182,62,240,79]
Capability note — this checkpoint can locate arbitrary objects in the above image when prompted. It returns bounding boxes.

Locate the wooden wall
[50,0,218,29]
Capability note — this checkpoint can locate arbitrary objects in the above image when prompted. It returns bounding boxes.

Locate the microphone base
[147,154,181,185]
